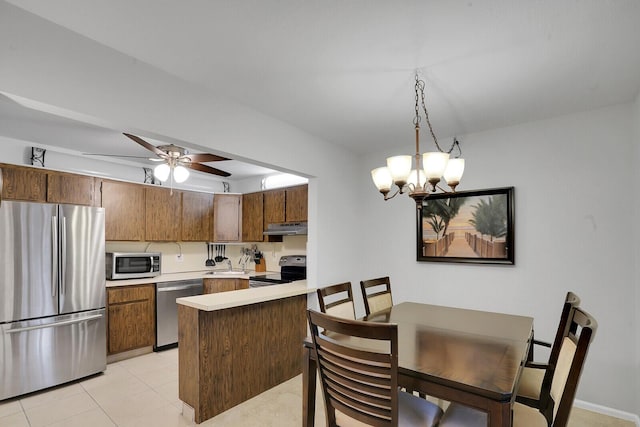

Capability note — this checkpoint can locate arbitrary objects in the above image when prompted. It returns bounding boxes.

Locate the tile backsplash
[106,236,307,274]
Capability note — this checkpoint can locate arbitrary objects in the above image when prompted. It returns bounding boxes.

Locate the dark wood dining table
[302,302,534,427]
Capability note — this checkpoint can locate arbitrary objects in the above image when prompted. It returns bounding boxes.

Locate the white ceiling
[4,1,640,164]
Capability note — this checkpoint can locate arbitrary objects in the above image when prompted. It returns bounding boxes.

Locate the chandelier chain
[415,74,462,158]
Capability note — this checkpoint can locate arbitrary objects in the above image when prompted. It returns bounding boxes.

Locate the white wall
[361,104,637,415]
[0,3,362,292]
[3,1,638,419]
[633,92,640,418]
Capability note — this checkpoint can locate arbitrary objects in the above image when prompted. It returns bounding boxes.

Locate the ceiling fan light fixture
[154,163,171,182]
[173,165,190,183]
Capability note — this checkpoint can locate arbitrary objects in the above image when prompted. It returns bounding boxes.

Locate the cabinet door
[102,180,145,241]
[203,278,237,294]
[145,187,181,241]
[0,163,47,202]
[107,285,155,355]
[47,171,95,206]
[242,192,264,242]
[285,185,308,222]
[263,189,285,226]
[181,191,213,241]
[213,194,241,242]
[236,279,249,290]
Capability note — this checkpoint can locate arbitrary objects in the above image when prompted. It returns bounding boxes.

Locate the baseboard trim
[574,399,640,426]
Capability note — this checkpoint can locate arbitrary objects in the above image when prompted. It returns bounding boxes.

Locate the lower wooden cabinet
[203,278,249,294]
[107,284,155,355]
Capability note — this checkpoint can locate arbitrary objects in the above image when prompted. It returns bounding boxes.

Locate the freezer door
[58,205,105,314]
[0,308,106,400]
[0,201,58,323]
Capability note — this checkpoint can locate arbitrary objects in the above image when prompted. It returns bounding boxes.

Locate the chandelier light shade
[371,73,465,202]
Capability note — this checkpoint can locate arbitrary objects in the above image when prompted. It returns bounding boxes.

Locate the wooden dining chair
[438,306,598,427]
[360,276,393,316]
[306,309,443,427]
[317,282,356,319]
[517,292,581,411]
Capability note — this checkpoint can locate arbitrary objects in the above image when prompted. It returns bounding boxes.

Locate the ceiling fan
[85,133,231,182]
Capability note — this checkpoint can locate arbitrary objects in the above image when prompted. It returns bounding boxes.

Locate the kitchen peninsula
[176,281,314,424]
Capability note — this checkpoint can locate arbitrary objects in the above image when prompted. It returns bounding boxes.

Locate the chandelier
[371,73,465,203]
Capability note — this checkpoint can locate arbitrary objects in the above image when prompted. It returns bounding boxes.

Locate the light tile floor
[0,348,634,427]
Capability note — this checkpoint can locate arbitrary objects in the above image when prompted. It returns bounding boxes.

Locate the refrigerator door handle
[60,216,67,294]
[51,216,58,297]
[5,313,104,334]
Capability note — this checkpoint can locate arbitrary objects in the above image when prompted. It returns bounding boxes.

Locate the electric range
[248,255,306,287]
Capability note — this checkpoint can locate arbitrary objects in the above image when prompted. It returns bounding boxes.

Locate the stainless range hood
[263,222,308,236]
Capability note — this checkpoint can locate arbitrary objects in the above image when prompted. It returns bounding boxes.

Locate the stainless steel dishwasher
[155,279,203,350]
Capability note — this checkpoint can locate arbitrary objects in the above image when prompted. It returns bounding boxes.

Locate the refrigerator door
[0,308,106,400]
[58,205,105,314]
[0,201,58,324]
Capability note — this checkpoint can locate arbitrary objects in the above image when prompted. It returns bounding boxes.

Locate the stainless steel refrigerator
[0,201,106,400]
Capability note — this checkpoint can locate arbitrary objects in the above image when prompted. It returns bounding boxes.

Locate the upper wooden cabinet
[47,170,96,206]
[263,189,286,226]
[213,194,242,242]
[0,163,96,206]
[0,164,47,202]
[181,191,214,241]
[285,185,308,222]
[263,184,308,225]
[145,186,182,242]
[101,180,146,241]
[242,192,264,242]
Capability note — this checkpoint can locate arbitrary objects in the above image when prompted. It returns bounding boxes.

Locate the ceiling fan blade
[186,162,231,177]
[183,153,230,163]
[123,133,167,157]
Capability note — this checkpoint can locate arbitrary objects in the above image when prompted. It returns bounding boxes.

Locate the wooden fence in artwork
[422,233,455,257]
[465,232,507,258]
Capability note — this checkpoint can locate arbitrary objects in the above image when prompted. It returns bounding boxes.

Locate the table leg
[487,401,512,427]
[302,345,317,427]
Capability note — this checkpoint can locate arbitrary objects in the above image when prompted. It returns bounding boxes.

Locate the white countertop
[176,280,315,311]
[105,270,272,287]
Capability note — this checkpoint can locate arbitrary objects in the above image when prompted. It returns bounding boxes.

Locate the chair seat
[439,402,547,427]
[517,366,545,400]
[335,390,443,427]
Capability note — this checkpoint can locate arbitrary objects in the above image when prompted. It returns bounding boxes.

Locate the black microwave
[106,252,161,280]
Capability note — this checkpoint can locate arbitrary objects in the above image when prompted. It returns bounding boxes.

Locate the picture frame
[417,186,514,264]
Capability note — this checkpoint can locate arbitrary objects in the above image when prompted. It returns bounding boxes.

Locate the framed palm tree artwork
[417,187,514,264]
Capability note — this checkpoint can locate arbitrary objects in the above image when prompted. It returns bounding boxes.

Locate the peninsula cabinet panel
[101,180,145,241]
[107,284,155,355]
[285,185,308,222]
[178,294,307,423]
[47,171,95,206]
[212,194,241,242]
[181,191,213,241]
[145,186,182,241]
[242,192,264,242]
[0,163,47,202]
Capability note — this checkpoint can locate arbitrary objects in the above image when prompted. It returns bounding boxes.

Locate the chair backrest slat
[307,309,399,427]
[360,277,393,316]
[545,306,597,427]
[317,282,356,320]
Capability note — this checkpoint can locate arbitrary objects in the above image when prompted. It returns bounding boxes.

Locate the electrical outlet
[176,254,183,262]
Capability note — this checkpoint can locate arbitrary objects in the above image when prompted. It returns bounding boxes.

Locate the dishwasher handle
[157,283,202,293]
